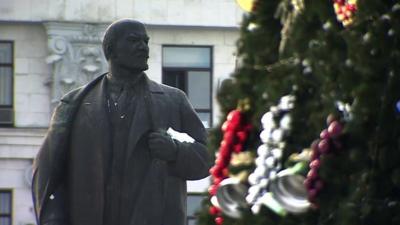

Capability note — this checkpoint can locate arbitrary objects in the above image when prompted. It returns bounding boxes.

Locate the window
[187,194,205,225]
[0,41,14,126]
[0,190,12,225]
[162,46,212,128]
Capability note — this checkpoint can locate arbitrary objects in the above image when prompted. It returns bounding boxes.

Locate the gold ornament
[230,151,254,166]
[288,148,312,162]
[237,98,251,112]
[236,0,255,12]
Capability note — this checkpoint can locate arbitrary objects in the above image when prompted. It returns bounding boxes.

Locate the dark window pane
[163,70,186,92]
[187,195,204,216]
[0,43,12,64]
[163,47,210,68]
[0,67,12,105]
[187,71,210,109]
[0,192,11,214]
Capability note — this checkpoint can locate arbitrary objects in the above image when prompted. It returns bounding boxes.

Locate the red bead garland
[304,115,344,208]
[333,0,357,27]
[208,109,252,224]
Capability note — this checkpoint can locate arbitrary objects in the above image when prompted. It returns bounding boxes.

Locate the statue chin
[119,62,148,73]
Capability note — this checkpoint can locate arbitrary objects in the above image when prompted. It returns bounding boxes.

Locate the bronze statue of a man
[32,19,211,225]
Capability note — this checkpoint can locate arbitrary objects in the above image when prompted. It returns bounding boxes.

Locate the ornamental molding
[44,22,109,106]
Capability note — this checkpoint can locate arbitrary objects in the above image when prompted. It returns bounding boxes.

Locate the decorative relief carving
[44,22,108,107]
[78,46,103,84]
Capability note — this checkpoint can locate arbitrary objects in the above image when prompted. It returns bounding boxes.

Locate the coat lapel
[80,76,112,164]
[125,76,166,162]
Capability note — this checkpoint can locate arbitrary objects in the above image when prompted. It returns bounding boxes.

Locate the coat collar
[60,72,164,104]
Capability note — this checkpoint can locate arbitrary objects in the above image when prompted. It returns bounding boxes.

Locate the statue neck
[107,61,144,85]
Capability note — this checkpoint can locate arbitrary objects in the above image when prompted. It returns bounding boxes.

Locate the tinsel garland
[208,109,252,225]
[246,95,295,214]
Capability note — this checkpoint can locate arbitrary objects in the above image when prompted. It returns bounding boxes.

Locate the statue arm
[32,101,72,225]
[167,91,212,180]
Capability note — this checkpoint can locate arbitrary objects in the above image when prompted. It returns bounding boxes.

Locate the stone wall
[0,0,243,27]
[0,24,52,128]
[0,128,46,225]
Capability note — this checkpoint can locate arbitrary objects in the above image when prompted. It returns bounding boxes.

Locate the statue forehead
[108,19,148,36]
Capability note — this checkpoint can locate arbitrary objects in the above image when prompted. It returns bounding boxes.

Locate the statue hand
[148,129,178,162]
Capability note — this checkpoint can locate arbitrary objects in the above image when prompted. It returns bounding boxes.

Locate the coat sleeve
[32,100,72,225]
[167,90,212,180]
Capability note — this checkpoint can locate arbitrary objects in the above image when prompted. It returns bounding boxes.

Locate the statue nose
[138,41,148,50]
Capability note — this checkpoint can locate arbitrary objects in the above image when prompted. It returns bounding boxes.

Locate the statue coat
[32,73,211,225]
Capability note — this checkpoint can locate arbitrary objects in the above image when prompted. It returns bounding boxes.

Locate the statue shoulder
[150,81,186,97]
[60,72,107,104]
[60,86,85,104]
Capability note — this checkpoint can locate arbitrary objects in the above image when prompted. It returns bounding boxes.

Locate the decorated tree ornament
[246,95,296,213]
[235,0,256,12]
[215,216,224,225]
[333,0,358,27]
[305,115,345,207]
[208,106,252,222]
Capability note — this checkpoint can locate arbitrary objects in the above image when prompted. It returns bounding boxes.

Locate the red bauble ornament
[236,131,247,142]
[310,149,320,160]
[221,121,229,132]
[208,184,219,195]
[304,177,314,189]
[213,177,223,185]
[307,168,319,180]
[209,166,217,176]
[328,121,343,137]
[223,131,235,144]
[308,188,318,202]
[320,129,330,139]
[222,168,229,177]
[227,110,241,127]
[233,144,243,153]
[209,206,220,215]
[347,4,356,11]
[315,180,324,191]
[219,155,231,168]
[214,157,222,166]
[318,139,330,154]
[309,159,321,169]
[311,140,319,152]
[244,123,253,131]
[215,216,224,225]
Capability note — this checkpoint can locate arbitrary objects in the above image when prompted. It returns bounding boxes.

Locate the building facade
[0,0,243,224]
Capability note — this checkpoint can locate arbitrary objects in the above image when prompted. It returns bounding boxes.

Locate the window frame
[0,40,14,127]
[162,45,213,127]
[0,189,13,225]
[0,41,14,108]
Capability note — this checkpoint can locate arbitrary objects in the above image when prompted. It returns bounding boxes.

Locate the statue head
[102,19,149,72]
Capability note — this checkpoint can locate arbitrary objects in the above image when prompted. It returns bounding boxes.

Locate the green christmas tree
[198,0,400,225]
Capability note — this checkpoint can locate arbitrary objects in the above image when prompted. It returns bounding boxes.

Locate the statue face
[111,22,150,72]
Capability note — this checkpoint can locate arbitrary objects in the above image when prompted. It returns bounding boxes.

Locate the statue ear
[106,44,117,61]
